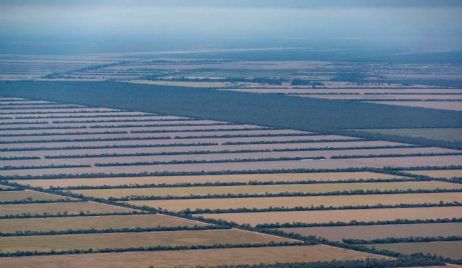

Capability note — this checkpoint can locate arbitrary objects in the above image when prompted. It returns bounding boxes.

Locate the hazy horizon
[0,0,461,55]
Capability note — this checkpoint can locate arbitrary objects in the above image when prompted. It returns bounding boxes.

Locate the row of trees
[51,118,192,124]
[87,123,230,129]
[0,211,143,220]
[0,130,127,137]
[0,225,224,237]
[94,156,326,167]
[43,145,419,160]
[56,178,413,191]
[0,199,76,205]
[331,152,462,159]
[0,142,218,152]
[108,188,462,202]
[0,241,304,257]
[0,164,90,171]
[0,166,419,180]
[131,127,266,134]
[344,235,462,245]
[221,138,362,145]
[181,202,462,215]
[212,256,446,268]
[254,217,462,229]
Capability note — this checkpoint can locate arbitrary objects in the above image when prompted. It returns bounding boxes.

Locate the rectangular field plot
[405,169,462,179]
[277,222,462,242]
[0,201,135,217]
[198,206,462,226]
[6,155,462,177]
[70,181,462,199]
[0,190,70,202]
[0,229,293,253]
[12,172,408,189]
[0,140,409,160]
[32,147,457,168]
[126,192,462,212]
[1,135,351,150]
[356,128,462,143]
[0,214,205,234]
[367,241,462,260]
[369,101,462,111]
[0,245,384,268]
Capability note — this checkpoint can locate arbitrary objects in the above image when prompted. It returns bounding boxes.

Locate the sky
[0,0,461,55]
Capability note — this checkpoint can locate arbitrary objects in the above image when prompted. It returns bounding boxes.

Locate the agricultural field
[222,87,462,112]
[69,180,462,199]
[0,214,206,234]
[277,222,462,242]
[2,2,462,266]
[405,169,462,179]
[0,97,461,266]
[0,229,293,253]
[127,192,462,212]
[0,190,71,202]
[198,206,462,226]
[367,241,462,260]
[0,245,385,268]
[353,128,462,146]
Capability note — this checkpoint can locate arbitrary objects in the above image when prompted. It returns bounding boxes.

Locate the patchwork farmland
[1,97,461,267]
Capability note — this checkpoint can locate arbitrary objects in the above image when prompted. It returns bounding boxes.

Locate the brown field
[36,146,456,167]
[224,88,462,95]
[0,190,69,201]
[0,120,225,131]
[1,140,408,159]
[0,108,116,114]
[369,101,462,111]
[127,192,462,212]
[0,123,264,136]
[13,171,405,188]
[1,134,354,150]
[0,129,308,142]
[405,169,462,179]
[0,201,135,216]
[0,214,205,233]
[198,206,462,226]
[0,229,293,253]
[0,244,385,268]
[5,154,462,177]
[368,241,462,260]
[278,222,462,242]
[70,181,462,199]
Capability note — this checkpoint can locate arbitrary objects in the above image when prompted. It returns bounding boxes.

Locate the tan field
[0,214,205,233]
[0,244,386,268]
[368,101,462,111]
[405,169,462,179]
[4,155,462,177]
[0,129,308,142]
[279,222,462,242]
[0,229,293,253]
[1,140,406,158]
[13,171,404,188]
[1,134,355,151]
[0,201,135,216]
[198,206,462,226]
[70,181,462,199]
[0,190,69,202]
[127,192,462,212]
[29,146,455,168]
[369,241,462,260]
